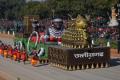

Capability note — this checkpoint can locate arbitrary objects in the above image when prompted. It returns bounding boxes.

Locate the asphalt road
[0,57,120,80]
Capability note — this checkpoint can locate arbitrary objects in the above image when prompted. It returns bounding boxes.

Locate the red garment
[8,49,12,56]
[11,49,15,56]
[21,52,27,61]
[16,51,21,59]
[13,50,17,57]
[32,55,38,60]
[3,50,8,58]
[0,48,3,55]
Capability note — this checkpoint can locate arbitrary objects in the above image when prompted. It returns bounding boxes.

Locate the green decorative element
[27,31,39,54]
[15,36,58,59]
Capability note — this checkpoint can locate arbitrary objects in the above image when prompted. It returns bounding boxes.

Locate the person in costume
[31,54,39,66]
[8,45,13,59]
[37,18,65,58]
[32,20,39,31]
[45,18,64,43]
[21,50,27,64]
[0,43,4,56]
[13,48,18,61]
[3,45,8,60]
[0,46,3,55]
[37,18,64,58]
[30,49,39,66]
[16,50,21,63]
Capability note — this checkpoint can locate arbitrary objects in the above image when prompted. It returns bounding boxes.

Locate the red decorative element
[58,37,62,42]
[31,36,37,43]
[39,32,45,36]
[50,36,54,42]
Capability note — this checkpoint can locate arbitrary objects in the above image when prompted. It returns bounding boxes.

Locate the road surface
[0,57,120,80]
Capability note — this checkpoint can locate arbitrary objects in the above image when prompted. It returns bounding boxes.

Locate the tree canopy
[0,0,119,20]
[0,0,25,20]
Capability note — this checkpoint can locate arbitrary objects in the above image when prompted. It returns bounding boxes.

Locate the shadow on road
[110,58,120,67]
[34,63,48,67]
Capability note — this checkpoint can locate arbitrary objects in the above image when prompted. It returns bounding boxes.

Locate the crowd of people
[0,19,14,33]
[0,41,41,66]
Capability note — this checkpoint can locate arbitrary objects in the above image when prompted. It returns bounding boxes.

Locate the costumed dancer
[8,46,13,59]
[3,45,8,60]
[16,50,21,63]
[31,49,39,66]
[13,48,18,61]
[0,45,3,60]
[0,46,3,56]
[1,44,4,56]
[21,50,27,64]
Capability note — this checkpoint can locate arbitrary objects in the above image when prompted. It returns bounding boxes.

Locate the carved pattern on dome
[62,15,89,48]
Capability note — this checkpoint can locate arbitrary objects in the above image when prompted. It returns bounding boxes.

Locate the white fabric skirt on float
[108,19,119,27]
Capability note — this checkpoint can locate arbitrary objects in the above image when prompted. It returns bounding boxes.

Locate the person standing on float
[45,18,64,44]
[37,18,64,60]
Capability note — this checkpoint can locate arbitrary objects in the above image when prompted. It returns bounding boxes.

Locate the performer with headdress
[37,18,65,59]
[45,18,64,43]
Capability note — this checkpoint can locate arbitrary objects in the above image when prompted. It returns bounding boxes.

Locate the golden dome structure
[62,15,88,48]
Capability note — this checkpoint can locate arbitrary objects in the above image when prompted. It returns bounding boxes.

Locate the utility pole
[52,9,55,19]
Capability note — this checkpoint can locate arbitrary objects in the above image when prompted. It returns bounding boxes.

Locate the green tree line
[0,0,118,20]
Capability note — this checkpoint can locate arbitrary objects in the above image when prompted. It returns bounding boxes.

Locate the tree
[0,0,118,20]
[46,0,118,18]
[0,0,26,20]
[20,1,50,19]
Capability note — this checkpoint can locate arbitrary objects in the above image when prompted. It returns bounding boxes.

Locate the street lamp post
[52,9,55,18]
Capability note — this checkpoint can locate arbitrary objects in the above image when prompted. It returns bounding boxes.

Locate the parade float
[13,15,110,69]
[48,15,110,70]
[14,15,63,64]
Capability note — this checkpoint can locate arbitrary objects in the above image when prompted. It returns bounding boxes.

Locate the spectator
[117,37,120,54]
